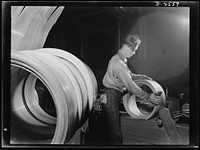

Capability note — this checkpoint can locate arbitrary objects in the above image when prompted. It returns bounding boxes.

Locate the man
[101,34,161,145]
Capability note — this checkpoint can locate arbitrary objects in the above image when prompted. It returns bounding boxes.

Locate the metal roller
[123,79,166,120]
[11,48,98,144]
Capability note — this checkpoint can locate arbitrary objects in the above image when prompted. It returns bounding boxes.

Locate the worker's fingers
[151,98,161,105]
[140,100,155,107]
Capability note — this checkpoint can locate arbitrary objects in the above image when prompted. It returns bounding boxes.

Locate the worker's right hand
[148,93,161,105]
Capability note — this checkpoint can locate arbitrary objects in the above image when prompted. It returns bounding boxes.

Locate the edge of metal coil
[123,79,166,120]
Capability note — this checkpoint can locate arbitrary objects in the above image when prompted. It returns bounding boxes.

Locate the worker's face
[124,41,141,58]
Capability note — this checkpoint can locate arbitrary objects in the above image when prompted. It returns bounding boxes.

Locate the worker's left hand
[140,99,155,107]
[149,93,162,105]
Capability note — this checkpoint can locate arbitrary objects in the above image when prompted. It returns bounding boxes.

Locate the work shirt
[103,50,149,100]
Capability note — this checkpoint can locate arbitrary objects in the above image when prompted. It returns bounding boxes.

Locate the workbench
[120,112,189,145]
[85,110,189,145]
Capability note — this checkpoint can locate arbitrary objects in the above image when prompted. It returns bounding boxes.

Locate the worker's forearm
[131,73,152,81]
[129,83,150,100]
[131,73,141,80]
[139,90,150,100]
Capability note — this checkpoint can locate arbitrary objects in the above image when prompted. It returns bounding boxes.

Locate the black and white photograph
[1,1,199,148]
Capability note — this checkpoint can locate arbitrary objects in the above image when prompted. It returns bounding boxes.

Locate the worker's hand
[140,99,155,107]
[148,93,161,105]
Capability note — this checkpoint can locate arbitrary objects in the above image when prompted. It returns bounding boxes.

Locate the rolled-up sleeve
[115,65,149,99]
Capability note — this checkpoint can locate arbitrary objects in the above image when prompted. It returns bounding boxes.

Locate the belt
[103,87,128,96]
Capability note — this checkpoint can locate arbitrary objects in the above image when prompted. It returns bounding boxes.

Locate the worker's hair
[122,34,141,47]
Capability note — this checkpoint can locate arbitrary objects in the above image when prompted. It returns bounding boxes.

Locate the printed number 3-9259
[155,1,180,7]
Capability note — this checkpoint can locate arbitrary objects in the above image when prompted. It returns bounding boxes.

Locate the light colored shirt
[103,50,149,99]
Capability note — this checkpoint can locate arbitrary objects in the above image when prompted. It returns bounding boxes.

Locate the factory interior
[2,1,199,148]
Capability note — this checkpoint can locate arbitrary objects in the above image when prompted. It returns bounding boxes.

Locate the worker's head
[121,34,141,58]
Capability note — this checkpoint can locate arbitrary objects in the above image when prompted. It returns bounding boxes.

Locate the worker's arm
[131,72,153,81]
[115,65,150,100]
[115,65,161,105]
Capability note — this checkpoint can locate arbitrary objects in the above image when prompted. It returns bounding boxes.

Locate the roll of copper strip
[11,49,97,144]
[85,63,98,99]
[30,48,97,130]
[29,48,94,124]
[24,73,56,125]
[58,58,88,126]
[11,51,75,143]
[123,79,166,120]
[35,48,96,113]
[11,64,55,128]
[22,50,81,138]
[12,72,56,126]
[22,50,79,122]
[12,51,69,143]
[11,73,56,136]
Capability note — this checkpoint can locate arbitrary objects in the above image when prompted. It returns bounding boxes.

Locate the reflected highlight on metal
[123,79,166,120]
[11,48,97,144]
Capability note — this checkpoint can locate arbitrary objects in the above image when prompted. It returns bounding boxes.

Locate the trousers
[101,87,123,145]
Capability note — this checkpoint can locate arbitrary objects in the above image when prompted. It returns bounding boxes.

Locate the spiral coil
[11,48,97,144]
[123,79,166,120]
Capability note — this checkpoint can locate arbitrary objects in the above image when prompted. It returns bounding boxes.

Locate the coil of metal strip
[22,50,80,140]
[123,79,166,120]
[11,49,97,144]
[35,48,96,114]
[11,50,69,143]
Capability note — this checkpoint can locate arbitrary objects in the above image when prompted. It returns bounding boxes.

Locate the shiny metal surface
[123,79,166,120]
[11,48,97,144]
[11,6,65,50]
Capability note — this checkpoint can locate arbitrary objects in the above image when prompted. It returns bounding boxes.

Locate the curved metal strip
[24,73,56,124]
[35,48,96,112]
[11,50,69,143]
[22,50,80,121]
[123,79,166,120]
[21,50,79,140]
[11,48,98,144]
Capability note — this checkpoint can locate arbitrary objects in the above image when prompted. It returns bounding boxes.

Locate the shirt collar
[118,50,127,64]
